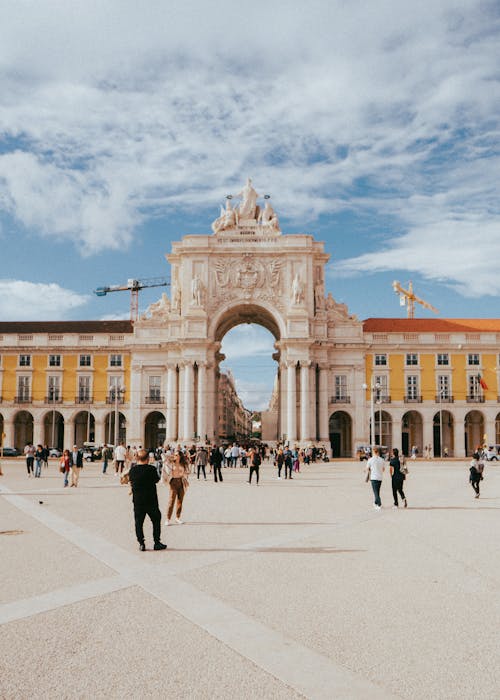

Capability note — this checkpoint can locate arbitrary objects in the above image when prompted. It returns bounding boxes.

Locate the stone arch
[464,410,484,456]
[329,411,352,457]
[433,410,454,457]
[43,410,65,450]
[14,410,34,451]
[210,302,284,342]
[401,411,423,457]
[104,412,127,446]
[73,410,95,446]
[144,411,166,450]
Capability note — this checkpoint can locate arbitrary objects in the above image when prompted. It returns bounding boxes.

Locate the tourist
[128,448,166,551]
[195,444,208,480]
[210,444,223,483]
[59,449,71,487]
[230,443,240,468]
[224,445,231,468]
[163,447,190,525]
[366,446,385,509]
[70,445,83,487]
[34,444,44,478]
[24,443,35,477]
[469,452,483,498]
[411,445,418,460]
[248,447,261,485]
[42,444,50,470]
[283,447,293,479]
[275,447,284,479]
[114,442,127,474]
[389,448,407,508]
[101,444,111,474]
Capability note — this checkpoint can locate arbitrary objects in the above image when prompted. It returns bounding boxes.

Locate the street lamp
[363,380,381,448]
[113,387,125,446]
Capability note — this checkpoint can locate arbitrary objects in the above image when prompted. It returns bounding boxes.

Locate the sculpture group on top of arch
[211,178,280,234]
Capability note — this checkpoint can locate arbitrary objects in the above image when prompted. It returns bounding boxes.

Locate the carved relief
[210,255,283,309]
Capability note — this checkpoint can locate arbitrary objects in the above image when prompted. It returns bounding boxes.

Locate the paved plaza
[0,456,499,699]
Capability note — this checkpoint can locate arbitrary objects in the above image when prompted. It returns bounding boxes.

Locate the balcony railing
[404,395,422,403]
[14,395,31,403]
[466,395,485,403]
[330,396,350,404]
[144,395,164,404]
[106,394,125,404]
[376,395,391,404]
[435,395,454,403]
[44,396,63,404]
[75,395,93,404]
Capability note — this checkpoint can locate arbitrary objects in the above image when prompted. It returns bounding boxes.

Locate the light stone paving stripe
[0,575,131,624]
[0,484,396,700]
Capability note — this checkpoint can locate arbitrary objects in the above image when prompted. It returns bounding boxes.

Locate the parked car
[1,447,19,457]
[484,446,499,461]
[83,446,102,462]
[49,448,62,458]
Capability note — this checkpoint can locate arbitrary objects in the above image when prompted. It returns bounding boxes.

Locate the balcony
[330,396,350,404]
[404,395,422,403]
[44,396,63,404]
[435,395,454,403]
[75,395,93,404]
[144,395,165,404]
[106,394,125,404]
[466,395,485,403]
[14,395,32,403]
[377,395,391,404]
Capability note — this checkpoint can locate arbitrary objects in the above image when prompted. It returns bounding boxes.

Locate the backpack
[253,454,261,467]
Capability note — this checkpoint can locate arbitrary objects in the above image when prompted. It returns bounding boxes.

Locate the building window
[79,354,91,367]
[110,354,122,367]
[17,376,30,401]
[19,354,31,367]
[149,376,161,401]
[78,376,91,401]
[374,375,388,400]
[334,375,347,400]
[437,375,450,399]
[406,375,418,399]
[468,375,480,398]
[467,354,480,366]
[49,354,61,367]
[374,354,387,366]
[48,376,60,401]
[406,353,418,366]
[437,353,449,366]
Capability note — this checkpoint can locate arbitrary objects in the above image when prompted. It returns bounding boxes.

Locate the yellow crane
[392,280,439,319]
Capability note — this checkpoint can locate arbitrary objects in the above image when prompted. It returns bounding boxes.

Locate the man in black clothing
[128,448,166,551]
[210,445,223,483]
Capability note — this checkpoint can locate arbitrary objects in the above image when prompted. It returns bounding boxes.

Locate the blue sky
[1,0,499,409]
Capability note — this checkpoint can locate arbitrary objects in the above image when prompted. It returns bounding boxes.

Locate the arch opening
[14,410,34,451]
[433,410,454,457]
[464,410,484,456]
[144,411,166,450]
[43,411,65,450]
[74,411,95,446]
[329,411,352,457]
[401,411,422,457]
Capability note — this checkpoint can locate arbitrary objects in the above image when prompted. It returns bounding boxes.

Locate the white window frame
[437,353,449,366]
[334,375,347,400]
[79,354,91,367]
[406,375,419,399]
[467,354,480,366]
[78,375,91,401]
[48,375,60,401]
[406,353,418,366]
[110,354,122,367]
[49,354,61,367]
[17,375,31,400]
[374,354,387,366]
[437,375,450,399]
[19,354,31,367]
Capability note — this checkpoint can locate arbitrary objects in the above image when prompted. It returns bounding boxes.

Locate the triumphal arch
[133,179,364,447]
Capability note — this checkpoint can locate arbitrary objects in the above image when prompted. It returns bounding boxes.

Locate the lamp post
[363,380,381,448]
[114,387,125,447]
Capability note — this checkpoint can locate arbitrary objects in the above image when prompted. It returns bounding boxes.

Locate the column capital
[300,360,313,370]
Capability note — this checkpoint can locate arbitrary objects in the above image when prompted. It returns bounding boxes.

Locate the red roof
[0,320,133,333]
[363,318,500,333]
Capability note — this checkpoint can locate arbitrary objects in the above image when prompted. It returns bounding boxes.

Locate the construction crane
[392,280,439,319]
[94,277,169,321]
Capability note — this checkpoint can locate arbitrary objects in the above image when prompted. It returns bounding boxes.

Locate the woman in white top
[366,446,385,509]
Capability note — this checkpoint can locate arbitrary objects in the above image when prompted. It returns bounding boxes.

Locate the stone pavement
[0,457,499,699]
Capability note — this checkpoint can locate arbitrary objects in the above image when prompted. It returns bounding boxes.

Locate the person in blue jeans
[34,444,44,478]
[366,446,385,509]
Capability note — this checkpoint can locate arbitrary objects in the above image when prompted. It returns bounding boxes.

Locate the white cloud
[220,324,276,360]
[0,280,90,321]
[233,377,274,412]
[0,1,499,290]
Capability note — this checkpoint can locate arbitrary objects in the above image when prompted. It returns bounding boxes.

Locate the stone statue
[141,292,170,320]
[211,199,238,234]
[191,274,204,306]
[291,272,304,305]
[325,292,335,310]
[315,281,325,311]
[236,178,260,220]
[258,200,280,231]
[171,273,181,313]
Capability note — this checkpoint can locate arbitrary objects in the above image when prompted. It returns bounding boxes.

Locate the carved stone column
[300,362,311,442]
[3,419,14,448]
[286,362,297,443]
[182,362,194,442]
[65,418,75,447]
[94,417,105,447]
[166,365,178,442]
[318,365,329,442]
[197,362,207,442]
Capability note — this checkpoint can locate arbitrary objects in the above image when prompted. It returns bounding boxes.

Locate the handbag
[401,458,409,475]
[365,466,370,483]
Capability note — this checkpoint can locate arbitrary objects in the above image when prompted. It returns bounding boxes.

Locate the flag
[477,374,488,390]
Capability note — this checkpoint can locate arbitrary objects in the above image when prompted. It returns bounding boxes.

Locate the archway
[370,410,392,451]
[144,411,166,450]
[401,411,423,457]
[329,411,352,457]
[14,410,34,451]
[74,411,95,446]
[104,412,127,446]
[464,410,484,456]
[433,410,454,457]
[495,412,500,445]
[44,411,64,449]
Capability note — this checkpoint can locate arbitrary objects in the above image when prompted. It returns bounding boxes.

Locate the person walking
[114,442,127,474]
[210,444,223,483]
[59,449,71,487]
[275,447,284,479]
[195,445,208,480]
[367,446,385,509]
[469,452,483,498]
[163,448,190,525]
[34,444,44,478]
[248,447,261,485]
[283,447,293,479]
[128,448,166,551]
[70,445,83,487]
[24,443,35,477]
[389,448,407,508]
[101,444,111,474]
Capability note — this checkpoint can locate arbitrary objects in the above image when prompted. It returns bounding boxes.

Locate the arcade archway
[14,410,33,450]
[464,410,484,456]
[329,411,352,457]
[104,412,127,446]
[433,410,454,457]
[144,411,166,449]
[370,410,392,450]
[74,411,95,446]
[44,411,64,450]
[402,411,422,457]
